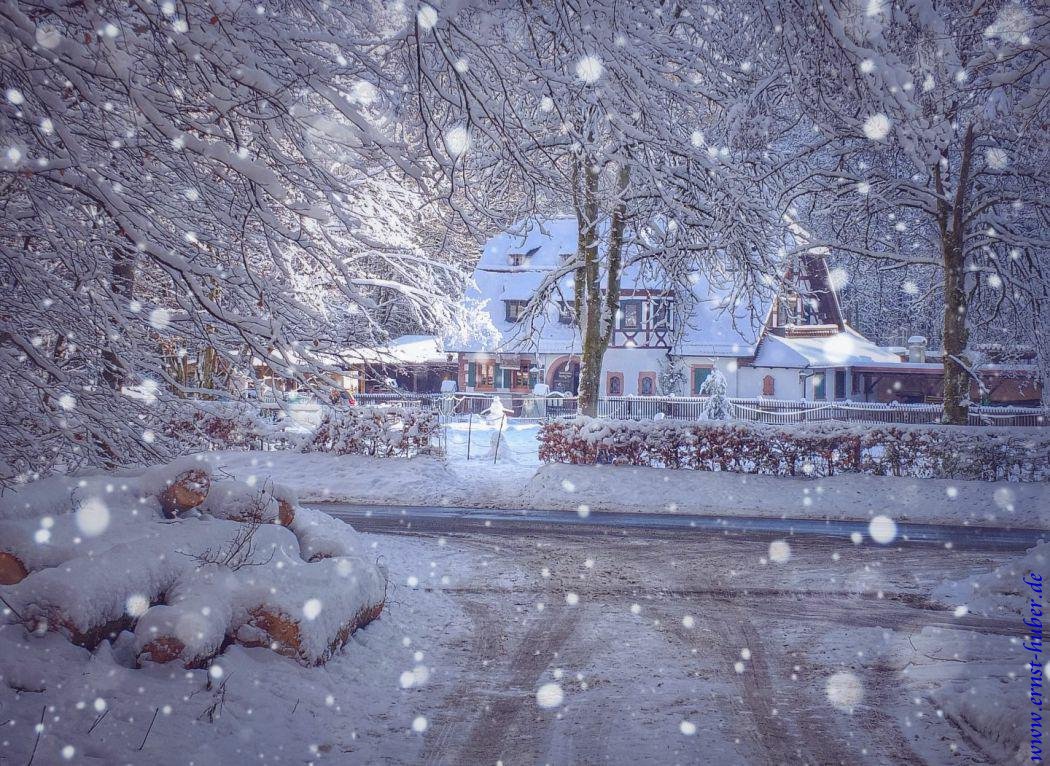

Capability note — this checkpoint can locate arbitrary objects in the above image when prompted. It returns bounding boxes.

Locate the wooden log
[277,497,295,527]
[158,468,211,518]
[237,600,384,666]
[0,551,27,585]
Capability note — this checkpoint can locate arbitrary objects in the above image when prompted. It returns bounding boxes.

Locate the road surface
[319,504,1042,765]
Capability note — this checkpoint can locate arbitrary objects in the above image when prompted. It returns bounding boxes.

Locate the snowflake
[536,682,564,709]
[36,24,62,49]
[985,147,1009,170]
[303,598,323,620]
[149,307,172,331]
[76,498,110,537]
[416,5,438,30]
[444,126,470,157]
[679,720,697,735]
[412,715,428,732]
[826,671,863,712]
[575,55,604,84]
[862,114,891,141]
[867,515,897,544]
[768,539,791,563]
[126,594,150,617]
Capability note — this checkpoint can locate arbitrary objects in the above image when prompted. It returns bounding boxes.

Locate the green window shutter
[467,362,476,387]
[528,369,538,388]
[693,367,711,395]
[502,368,512,389]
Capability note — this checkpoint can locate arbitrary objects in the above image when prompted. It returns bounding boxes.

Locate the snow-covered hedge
[539,417,1049,481]
[303,406,438,457]
[164,401,271,451]
[0,460,386,667]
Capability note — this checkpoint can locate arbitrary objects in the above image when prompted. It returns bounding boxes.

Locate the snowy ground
[4,515,1037,765]
[0,532,478,764]
[1,446,1043,765]
[206,419,1050,529]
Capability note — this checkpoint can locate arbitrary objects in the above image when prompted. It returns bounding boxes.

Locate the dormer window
[504,299,529,323]
[508,252,527,266]
[557,301,574,325]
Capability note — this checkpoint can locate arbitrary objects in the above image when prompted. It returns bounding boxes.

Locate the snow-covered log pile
[303,406,439,457]
[0,460,386,667]
[540,417,1049,481]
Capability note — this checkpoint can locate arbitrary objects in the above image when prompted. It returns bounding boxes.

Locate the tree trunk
[576,160,602,417]
[941,240,970,424]
[941,124,975,425]
[574,161,629,417]
[101,247,135,390]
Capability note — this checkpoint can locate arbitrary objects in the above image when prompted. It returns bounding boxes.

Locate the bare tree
[403,1,788,414]
[0,0,473,476]
[768,0,1049,420]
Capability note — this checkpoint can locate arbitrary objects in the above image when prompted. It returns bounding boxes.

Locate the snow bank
[916,544,1049,761]
[206,448,1049,529]
[0,460,386,667]
[933,542,1048,618]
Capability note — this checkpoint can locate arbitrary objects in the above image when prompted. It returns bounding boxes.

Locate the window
[813,373,826,400]
[508,252,527,266]
[504,300,528,323]
[692,367,712,396]
[608,374,622,395]
[834,370,846,400]
[557,301,574,325]
[762,375,775,397]
[620,300,642,329]
[651,299,673,330]
[639,374,656,396]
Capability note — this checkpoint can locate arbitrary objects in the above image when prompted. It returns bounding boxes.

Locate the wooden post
[493,413,506,465]
[466,413,473,461]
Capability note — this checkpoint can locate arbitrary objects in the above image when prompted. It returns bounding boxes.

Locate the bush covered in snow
[0,460,386,668]
[539,417,1049,481]
[303,406,439,457]
[699,369,731,420]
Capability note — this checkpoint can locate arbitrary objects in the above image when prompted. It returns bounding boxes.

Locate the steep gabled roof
[451,217,891,365]
[452,217,770,355]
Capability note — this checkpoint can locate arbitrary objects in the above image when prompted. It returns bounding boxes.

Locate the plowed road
[320,504,1044,766]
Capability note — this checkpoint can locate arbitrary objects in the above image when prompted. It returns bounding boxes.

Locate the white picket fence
[349,392,1046,427]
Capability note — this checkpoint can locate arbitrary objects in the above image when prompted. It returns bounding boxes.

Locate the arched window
[640,375,655,396]
[608,375,622,395]
[762,375,775,397]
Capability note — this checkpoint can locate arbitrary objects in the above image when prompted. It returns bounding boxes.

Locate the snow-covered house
[448,218,904,401]
[342,334,456,394]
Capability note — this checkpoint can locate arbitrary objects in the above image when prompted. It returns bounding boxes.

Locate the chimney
[907,335,927,363]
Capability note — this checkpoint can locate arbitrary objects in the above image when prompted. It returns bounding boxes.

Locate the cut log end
[240,601,384,665]
[138,636,186,665]
[158,468,212,518]
[0,552,28,585]
[277,498,295,527]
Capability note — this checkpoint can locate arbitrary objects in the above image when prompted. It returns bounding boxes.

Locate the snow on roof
[753,328,904,368]
[451,217,768,355]
[345,335,448,365]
